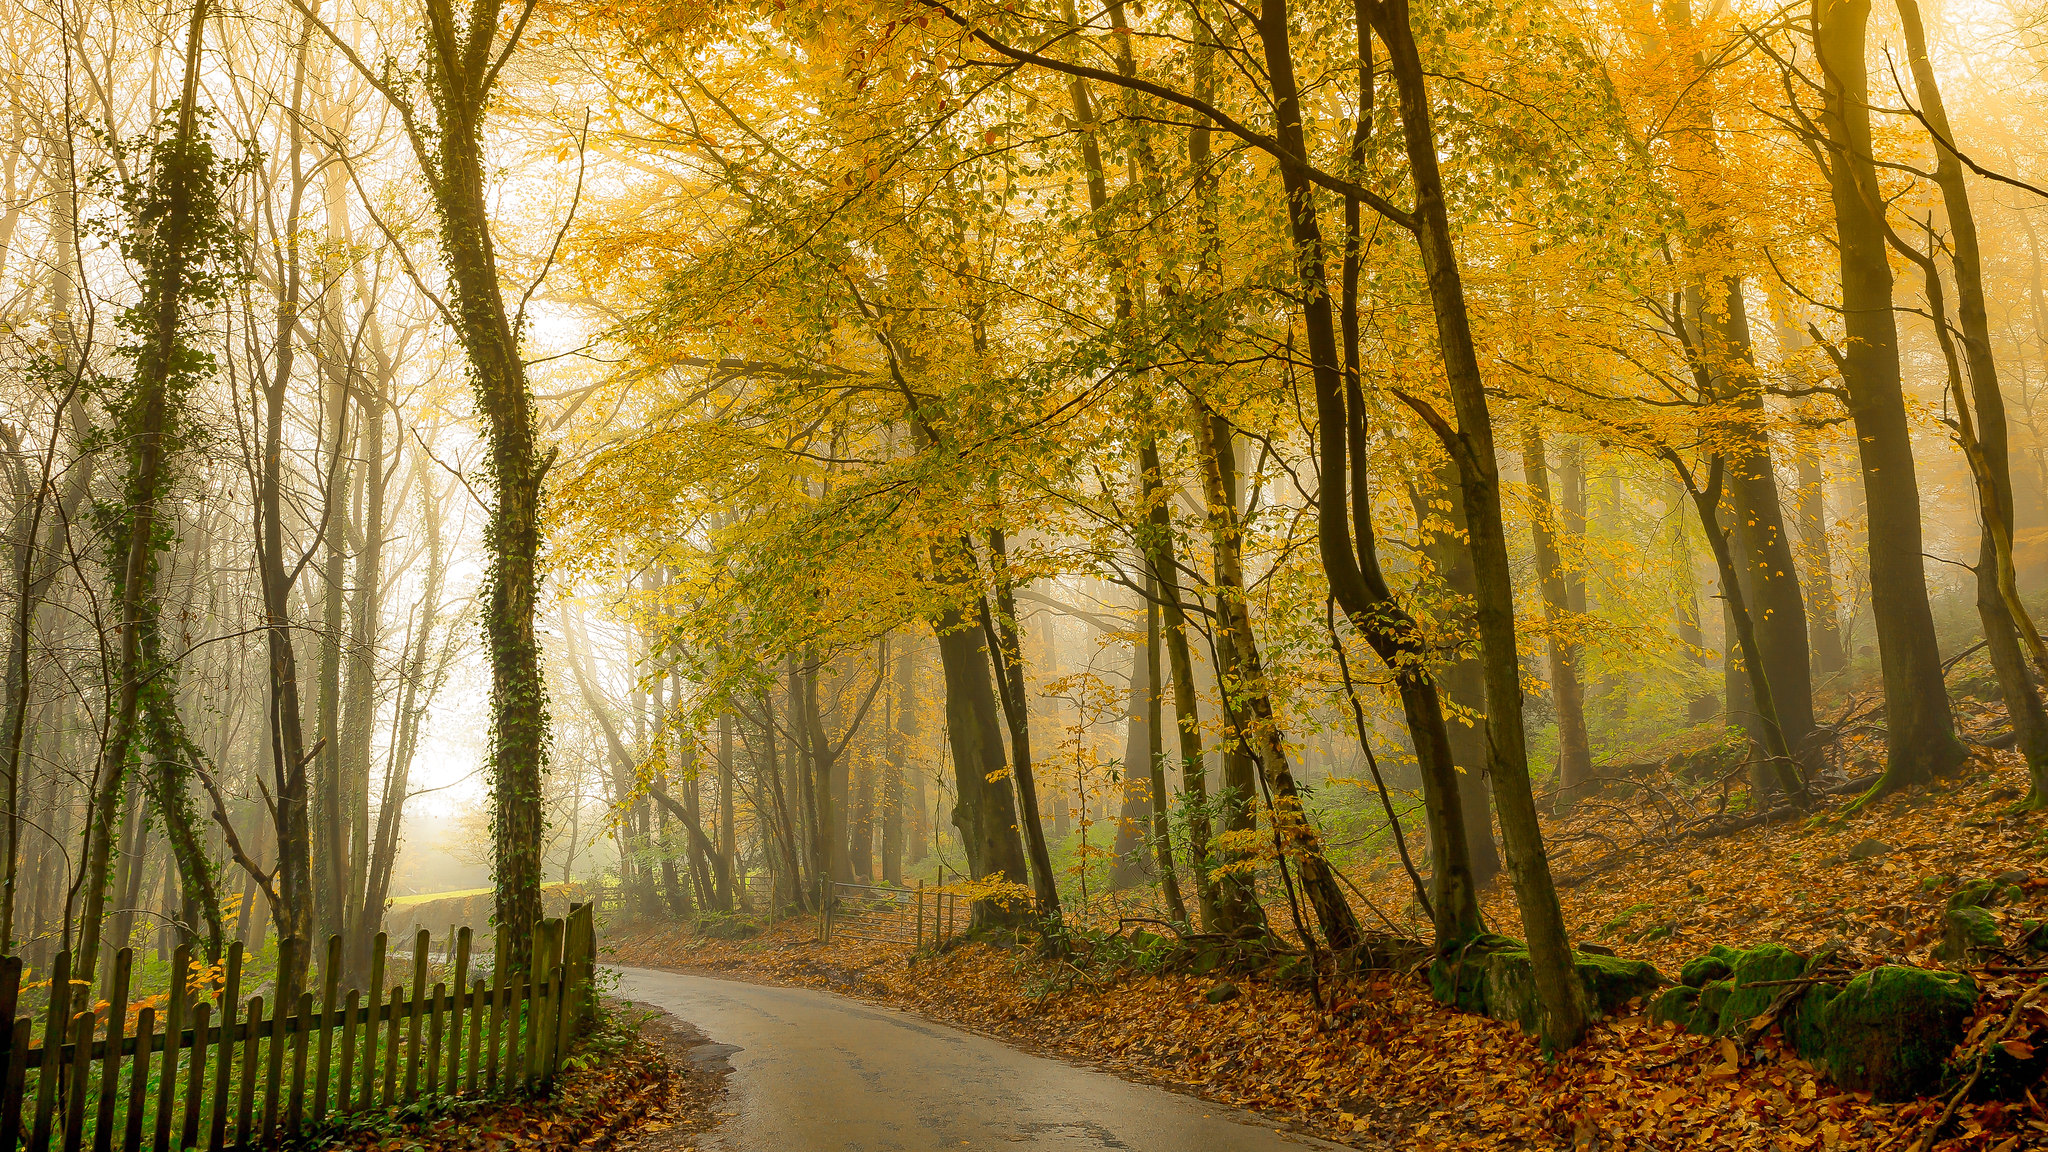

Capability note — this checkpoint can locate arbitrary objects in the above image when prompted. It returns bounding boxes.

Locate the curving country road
[611,967,1357,1152]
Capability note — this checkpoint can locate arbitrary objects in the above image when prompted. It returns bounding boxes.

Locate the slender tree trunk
[984,532,1060,918]
[1136,441,1219,928]
[1144,585,1189,923]
[1523,431,1595,805]
[1363,0,1583,1045]
[718,712,738,907]
[1108,619,1155,890]
[1672,455,1806,802]
[1187,407,1268,937]
[886,642,918,881]
[1895,0,2048,806]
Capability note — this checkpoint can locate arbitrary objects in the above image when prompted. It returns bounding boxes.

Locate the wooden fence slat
[423,984,444,1097]
[259,965,287,1145]
[360,935,385,1113]
[208,944,241,1152]
[94,949,130,1152]
[4,1015,31,1152]
[287,991,310,1137]
[485,958,504,1093]
[180,1002,209,1151]
[121,1010,151,1152]
[315,937,339,1125]
[464,980,484,1097]
[446,929,469,1092]
[32,948,72,1152]
[232,997,259,1150]
[0,956,19,1052]
[60,1011,91,1152]
[547,965,567,1088]
[153,945,188,1152]
[535,969,556,1092]
[403,932,426,1103]
[379,987,399,1108]
[336,990,359,1121]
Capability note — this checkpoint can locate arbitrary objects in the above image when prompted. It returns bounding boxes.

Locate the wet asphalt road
[611,967,1356,1152]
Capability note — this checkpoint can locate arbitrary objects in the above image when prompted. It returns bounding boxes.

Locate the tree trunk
[1814,0,1965,795]
[1136,440,1220,928]
[405,0,552,959]
[1144,586,1190,923]
[930,584,1032,928]
[1403,465,1502,889]
[1108,621,1155,890]
[1364,0,1585,1047]
[1522,431,1595,806]
[1187,405,1268,938]
[985,532,1061,918]
[78,0,225,988]
[1895,0,2048,807]
[718,712,738,908]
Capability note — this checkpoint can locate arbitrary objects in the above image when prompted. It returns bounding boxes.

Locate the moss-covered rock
[1949,878,2001,910]
[1479,947,1667,1034]
[1697,978,1734,1025]
[1650,984,1710,1031]
[1787,983,1838,1063]
[1427,934,1523,1017]
[1716,943,1810,1034]
[1680,945,1742,988]
[1820,967,1977,1101]
[1934,906,2001,964]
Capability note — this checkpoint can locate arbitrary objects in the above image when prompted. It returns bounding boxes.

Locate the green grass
[385,888,493,909]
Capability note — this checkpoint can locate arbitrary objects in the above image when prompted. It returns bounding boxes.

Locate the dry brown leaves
[610,751,2048,1151]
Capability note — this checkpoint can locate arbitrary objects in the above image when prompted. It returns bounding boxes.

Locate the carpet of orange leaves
[608,752,2048,1151]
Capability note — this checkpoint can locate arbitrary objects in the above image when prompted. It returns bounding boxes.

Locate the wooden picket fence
[0,903,596,1152]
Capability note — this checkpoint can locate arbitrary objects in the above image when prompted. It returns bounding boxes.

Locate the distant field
[387,886,493,907]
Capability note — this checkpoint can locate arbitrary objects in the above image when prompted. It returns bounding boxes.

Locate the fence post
[564,904,595,1038]
[916,881,924,950]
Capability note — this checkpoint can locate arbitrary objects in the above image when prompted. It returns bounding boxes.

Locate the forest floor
[608,739,2048,1151]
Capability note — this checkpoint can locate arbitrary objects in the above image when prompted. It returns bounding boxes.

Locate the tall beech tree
[1812,0,1965,795]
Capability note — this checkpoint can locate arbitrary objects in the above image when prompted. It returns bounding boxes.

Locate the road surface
[611,967,1357,1151]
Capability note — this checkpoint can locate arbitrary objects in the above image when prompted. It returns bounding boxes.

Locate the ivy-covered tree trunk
[410,0,551,960]
[79,0,225,988]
